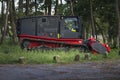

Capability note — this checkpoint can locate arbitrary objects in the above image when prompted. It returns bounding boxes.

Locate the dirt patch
[0,60,120,80]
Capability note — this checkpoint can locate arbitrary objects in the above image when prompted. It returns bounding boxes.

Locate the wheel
[21,40,30,50]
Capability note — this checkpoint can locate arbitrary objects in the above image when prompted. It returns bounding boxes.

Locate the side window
[64,18,79,32]
[42,18,47,22]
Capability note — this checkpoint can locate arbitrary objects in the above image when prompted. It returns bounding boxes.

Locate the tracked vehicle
[17,16,110,54]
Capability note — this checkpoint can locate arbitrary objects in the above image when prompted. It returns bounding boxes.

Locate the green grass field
[0,44,120,64]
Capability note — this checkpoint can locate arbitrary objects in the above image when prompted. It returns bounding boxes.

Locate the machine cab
[17,16,82,39]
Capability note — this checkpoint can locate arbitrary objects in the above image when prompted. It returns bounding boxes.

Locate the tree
[115,0,120,48]
[44,0,52,15]
[0,0,10,44]
[90,0,96,38]
[92,0,116,46]
[54,0,58,15]
[70,0,74,15]
[0,0,5,35]
[35,0,37,15]
[55,0,65,15]
[25,0,30,16]
[18,0,23,17]
[9,0,18,44]
[60,0,63,4]
[65,0,75,15]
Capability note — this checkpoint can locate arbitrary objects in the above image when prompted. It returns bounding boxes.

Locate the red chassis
[19,34,83,49]
[19,34,111,54]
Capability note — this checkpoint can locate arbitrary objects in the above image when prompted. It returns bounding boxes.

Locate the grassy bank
[0,44,120,64]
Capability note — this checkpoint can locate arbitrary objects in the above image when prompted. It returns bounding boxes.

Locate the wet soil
[0,60,120,80]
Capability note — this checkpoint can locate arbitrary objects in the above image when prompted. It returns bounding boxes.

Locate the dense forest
[0,0,120,48]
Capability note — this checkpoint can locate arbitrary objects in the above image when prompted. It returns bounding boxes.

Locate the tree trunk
[115,0,120,48]
[70,0,74,16]
[12,0,15,13]
[18,0,23,17]
[48,0,52,15]
[12,0,16,21]
[0,1,10,44]
[10,0,18,44]
[60,0,63,4]
[44,0,48,15]
[0,1,5,35]
[84,21,90,39]
[26,0,29,16]
[44,0,52,15]
[90,0,95,38]
[95,21,106,43]
[54,0,58,15]
[35,0,37,15]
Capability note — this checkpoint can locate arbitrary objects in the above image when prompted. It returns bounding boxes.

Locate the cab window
[64,18,79,32]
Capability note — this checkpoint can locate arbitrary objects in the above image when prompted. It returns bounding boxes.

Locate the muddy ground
[0,60,120,80]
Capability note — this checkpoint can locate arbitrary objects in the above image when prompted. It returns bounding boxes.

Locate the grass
[0,44,120,64]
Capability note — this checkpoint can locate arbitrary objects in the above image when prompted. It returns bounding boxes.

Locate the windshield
[64,18,79,32]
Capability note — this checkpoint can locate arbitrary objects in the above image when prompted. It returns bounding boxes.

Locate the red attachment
[88,37,111,54]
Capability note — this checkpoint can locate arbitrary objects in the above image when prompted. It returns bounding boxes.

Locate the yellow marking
[57,34,60,38]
